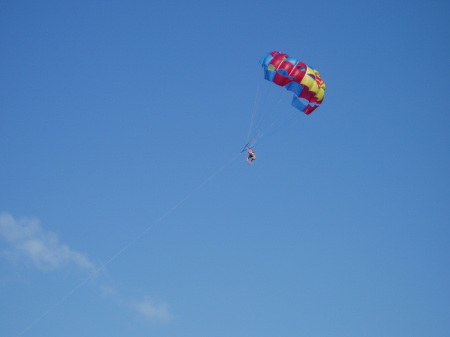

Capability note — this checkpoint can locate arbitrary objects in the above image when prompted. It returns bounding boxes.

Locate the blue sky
[1,0,449,336]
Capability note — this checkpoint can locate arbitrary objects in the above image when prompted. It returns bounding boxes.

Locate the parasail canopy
[260,51,326,114]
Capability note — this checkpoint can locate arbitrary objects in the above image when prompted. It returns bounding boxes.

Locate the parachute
[245,51,326,149]
[259,51,326,115]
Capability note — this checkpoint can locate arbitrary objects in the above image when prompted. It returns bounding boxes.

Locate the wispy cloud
[0,212,95,272]
[0,212,173,325]
[0,212,172,323]
[131,298,172,323]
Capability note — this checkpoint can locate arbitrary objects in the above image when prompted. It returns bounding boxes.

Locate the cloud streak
[131,298,172,323]
[0,212,173,325]
[0,212,95,272]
